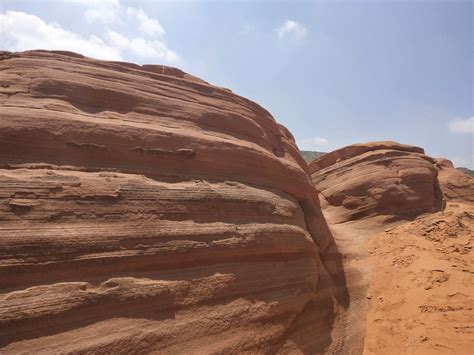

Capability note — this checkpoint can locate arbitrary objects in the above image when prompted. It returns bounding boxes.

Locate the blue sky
[1,0,472,167]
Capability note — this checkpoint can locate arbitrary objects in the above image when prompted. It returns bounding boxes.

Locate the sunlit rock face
[309,141,445,224]
[0,50,339,353]
[434,158,474,203]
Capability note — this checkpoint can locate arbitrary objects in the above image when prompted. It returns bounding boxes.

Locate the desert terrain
[0,50,472,354]
[365,201,473,354]
[309,142,474,354]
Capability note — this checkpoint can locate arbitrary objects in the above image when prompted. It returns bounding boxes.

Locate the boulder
[434,158,474,203]
[309,141,445,224]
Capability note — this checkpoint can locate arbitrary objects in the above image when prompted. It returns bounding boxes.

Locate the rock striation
[309,141,445,224]
[309,142,474,354]
[435,158,474,203]
[0,50,344,353]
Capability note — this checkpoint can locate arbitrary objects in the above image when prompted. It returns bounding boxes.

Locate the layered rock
[309,141,445,224]
[309,142,474,354]
[435,158,474,203]
[0,50,344,353]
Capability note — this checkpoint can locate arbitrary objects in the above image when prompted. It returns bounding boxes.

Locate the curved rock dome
[0,50,340,353]
[309,141,445,224]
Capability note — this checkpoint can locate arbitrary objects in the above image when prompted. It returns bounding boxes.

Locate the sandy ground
[323,201,473,354]
[364,202,473,354]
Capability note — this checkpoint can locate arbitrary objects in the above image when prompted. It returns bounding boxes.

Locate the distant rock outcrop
[309,141,445,224]
[0,50,345,353]
[457,167,474,177]
[435,158,474,203]
[299,150,325,163]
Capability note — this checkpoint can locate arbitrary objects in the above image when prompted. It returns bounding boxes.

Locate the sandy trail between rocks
[323,214,384,354]
[322,202,474,355]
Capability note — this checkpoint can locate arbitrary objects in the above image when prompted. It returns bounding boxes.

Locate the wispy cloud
[276,20,307,39]
[64,0,121,24]
[0,1,180,64]
[126,7,165,36]
[297,137,329,150]
[448,116,474,134]
[106,29,179,62]
[239,24,254,35]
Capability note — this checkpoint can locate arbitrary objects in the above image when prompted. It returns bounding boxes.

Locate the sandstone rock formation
[309,141,445,224]
[0,50,347,353]
[308,141,474,354]
[435,158,474,203]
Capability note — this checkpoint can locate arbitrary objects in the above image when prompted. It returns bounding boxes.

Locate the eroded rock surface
[435,158,474,203]
[0,50,343,353]
[309,141,445,224]
[308,141,474,354]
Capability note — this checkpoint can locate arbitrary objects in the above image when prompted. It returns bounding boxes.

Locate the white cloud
[297,137,329,150]
[106,30,179,62]
[106,30,129,48]
[448,116,474,134]
[126,7,165,36]
[64,0,121,24]
[0,11,122,61]
[276,20,307,39]
[0,6,180,64]
[67,1,166,37]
